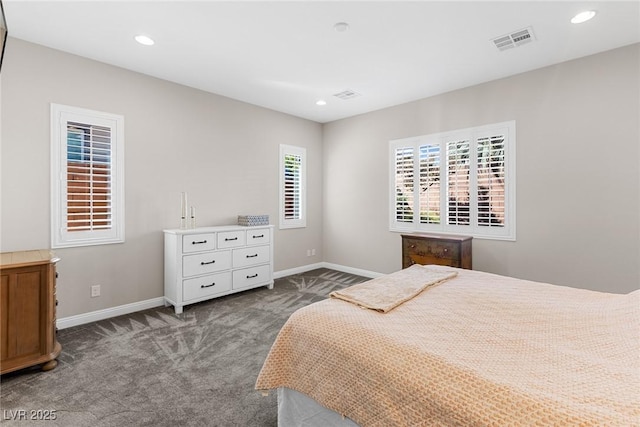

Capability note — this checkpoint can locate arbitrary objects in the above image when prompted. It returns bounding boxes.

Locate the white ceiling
[3,1,640,123]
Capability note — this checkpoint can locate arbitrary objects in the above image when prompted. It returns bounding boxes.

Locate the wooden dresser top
[401,233,472,242]
[0,250,60,269]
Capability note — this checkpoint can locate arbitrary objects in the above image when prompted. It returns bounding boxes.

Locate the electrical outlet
[306,249,312,257]
[311,248,316,256]
[91,285,101,297]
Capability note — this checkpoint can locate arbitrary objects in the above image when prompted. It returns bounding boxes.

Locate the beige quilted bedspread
[255,266,640,426]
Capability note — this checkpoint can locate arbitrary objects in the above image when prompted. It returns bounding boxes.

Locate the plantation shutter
[389,121,515,240]
[51,104,124,248]
[477,134,506,227]
[419,144,440,224]
[66,121,113,232]
[394,146,414,223]
[283,153,302,220]
[446,139,471,226]
[279,144,306,229]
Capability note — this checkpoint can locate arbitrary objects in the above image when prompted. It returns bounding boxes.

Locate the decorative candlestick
[180,192,188,229]
[190,206,196,229]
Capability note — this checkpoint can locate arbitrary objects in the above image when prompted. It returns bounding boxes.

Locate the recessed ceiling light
[134,34,155,46]
[316,100,327,106]
[571,10,596,24]
[334,22,350,33]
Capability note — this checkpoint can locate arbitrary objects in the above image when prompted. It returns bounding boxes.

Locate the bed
[255,265,640,426]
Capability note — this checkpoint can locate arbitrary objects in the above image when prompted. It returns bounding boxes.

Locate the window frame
[50,103,125,248]
[389,121,516,241]
[279,144,306,229]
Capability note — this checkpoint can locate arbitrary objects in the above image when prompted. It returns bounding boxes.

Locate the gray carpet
[0,268,369,426]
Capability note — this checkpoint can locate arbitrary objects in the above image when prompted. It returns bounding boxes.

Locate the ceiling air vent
[333,89,361,100]
[492,27,535,51]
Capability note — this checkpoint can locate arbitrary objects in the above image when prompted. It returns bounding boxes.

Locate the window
[389,121,515,240]
[279,144,306,229]
[51,104,124,248]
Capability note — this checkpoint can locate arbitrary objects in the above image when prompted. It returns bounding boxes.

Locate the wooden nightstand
[402,233,472,269]
[1,250,62,374]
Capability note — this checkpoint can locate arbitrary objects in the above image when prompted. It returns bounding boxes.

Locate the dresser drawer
[232,264,271,290]
[183,251,231,277]
[183,271,232,302]
[217,230,246,249]
[232,245,270,268]
[406,254,463,268]
[246,228,270,245]
[404,239,460,260]
[182,233,216,253]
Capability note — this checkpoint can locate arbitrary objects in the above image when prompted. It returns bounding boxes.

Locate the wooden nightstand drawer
[405,239,460,260]
[402,233,472,269]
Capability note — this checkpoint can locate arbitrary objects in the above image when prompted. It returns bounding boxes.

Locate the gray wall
[1,38,324,318]
[2,38,638,322]
[323,43,640,293]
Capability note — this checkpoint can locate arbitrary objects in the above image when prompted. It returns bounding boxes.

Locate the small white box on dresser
[164,225,274,314]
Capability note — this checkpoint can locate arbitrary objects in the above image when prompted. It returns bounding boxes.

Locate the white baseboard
[320,262,384,279]
[274,262,383,279]
[57,297,165,330]
[273,262,325,279]
[57,263,383,330]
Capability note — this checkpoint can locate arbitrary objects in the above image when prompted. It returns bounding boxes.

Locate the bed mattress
[256,265,640,426]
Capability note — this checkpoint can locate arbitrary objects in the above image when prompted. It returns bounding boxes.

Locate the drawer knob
[200,260,216,265]
[246,254,258,258]
[247,274,258,279]
[192,240,207,245]
[225,237,238,242]
[201,282,216,289]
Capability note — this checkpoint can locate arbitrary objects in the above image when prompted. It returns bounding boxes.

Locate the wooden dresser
[402,233,472,269]
[1,250,62,374]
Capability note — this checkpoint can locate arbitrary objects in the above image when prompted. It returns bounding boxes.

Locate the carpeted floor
[0,268,369,427]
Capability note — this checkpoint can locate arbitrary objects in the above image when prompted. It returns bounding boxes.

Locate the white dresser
[164,225,274,314]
